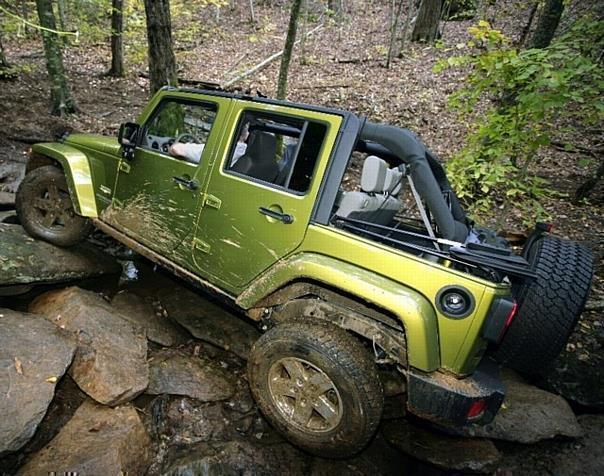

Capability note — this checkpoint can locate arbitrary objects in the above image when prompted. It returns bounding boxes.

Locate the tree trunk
[35,0,76,116]
[143,0,178,94]
[411,0,443,43]
[299,0,308,65]
[108,0,125,77]
[0,31,9,68]
[276,0,303,100]
[398,0,415,57]
[517,1,538,47]
[20,0,31,36]
[530,0,564,49]
[386,0,404,68]
[57,0,67,44]
[249,0,256,24]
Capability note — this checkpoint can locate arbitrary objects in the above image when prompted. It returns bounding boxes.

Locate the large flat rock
[0,310,76,456]
[0,224,121,290]
[162,438,309,476]
[0,191,15,207]
[111,291,190,347]
[29,287,149,406]
[497,415,604,475]
[464,370,583,443]
[156,286,260,360]
[19,400,152,476]
[0,159,25,194]
[383,418,501,474]
[147,348,234,402]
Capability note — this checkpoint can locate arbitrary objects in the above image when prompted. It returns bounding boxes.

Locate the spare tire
[495,236,593,376]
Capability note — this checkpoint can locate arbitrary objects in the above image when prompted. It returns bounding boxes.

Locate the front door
[105,96,232,263]
[191,103,341,294]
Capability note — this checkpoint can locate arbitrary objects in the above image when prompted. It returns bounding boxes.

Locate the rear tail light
[481,297,518,344]
[501,300,519,338]
[467,399,487,420]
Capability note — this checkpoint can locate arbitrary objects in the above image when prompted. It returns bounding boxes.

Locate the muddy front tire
[495,236,593,376]
[16,165,92,247]
[247,318,383,458]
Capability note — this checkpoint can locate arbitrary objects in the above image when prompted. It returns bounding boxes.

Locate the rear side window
[224,110,327,194]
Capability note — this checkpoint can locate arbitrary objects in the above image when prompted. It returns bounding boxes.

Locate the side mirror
[118,122,140,159]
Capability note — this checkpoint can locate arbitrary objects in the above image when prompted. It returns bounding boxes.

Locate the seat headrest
[361,156,388,193]
[247,131,277,162]
[384,167,404,195]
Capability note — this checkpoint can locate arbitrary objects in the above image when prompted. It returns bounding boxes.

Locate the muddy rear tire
[495,236,593,376]
[247,318,383,458]
[16,165,92,247]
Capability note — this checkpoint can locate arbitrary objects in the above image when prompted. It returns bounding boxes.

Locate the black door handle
[172,176,199,190]
[259,207,294,224]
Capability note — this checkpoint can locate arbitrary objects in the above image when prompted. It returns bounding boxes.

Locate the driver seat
[231,131,279,183]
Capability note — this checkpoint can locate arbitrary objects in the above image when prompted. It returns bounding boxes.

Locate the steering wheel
[174,133,199,144]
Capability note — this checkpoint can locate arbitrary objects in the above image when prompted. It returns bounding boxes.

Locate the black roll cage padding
[248,121,302,138]
[357,122,469,242]
[334,216,535,280]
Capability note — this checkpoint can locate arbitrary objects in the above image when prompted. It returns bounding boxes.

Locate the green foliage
[436,19,604,224]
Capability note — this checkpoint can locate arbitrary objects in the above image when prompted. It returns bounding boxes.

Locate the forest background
[0,0,602,298]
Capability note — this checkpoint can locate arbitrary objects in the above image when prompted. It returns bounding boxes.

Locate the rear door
[190,103,342,293]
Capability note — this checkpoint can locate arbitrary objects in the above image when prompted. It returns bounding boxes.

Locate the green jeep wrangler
[16,87,593,457]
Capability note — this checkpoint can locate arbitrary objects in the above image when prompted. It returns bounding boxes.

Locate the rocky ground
[0,208,603,475]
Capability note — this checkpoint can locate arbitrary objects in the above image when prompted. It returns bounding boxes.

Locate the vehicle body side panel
[299,225,510,374]
[236,251,440,372]
[62,134,122,214]
[30,142,99,217]
[239,224,511,375]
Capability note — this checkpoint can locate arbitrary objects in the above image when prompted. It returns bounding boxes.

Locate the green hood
[64,133,122,156]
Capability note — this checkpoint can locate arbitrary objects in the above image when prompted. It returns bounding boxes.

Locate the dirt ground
[0,0,602,473]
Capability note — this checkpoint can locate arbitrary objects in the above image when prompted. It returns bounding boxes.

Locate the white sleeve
[233,142,247,161]
[182,143,205,163]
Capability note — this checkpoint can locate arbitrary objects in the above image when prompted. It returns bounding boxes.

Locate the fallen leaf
[14,357,23,375]
[46,376,58,383]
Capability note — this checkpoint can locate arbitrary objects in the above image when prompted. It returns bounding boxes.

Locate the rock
[0,224,121,293]
[147,348,234,401]
[111,291,190,347]
[18,400,152,476]
[29,287,148,406]
[0,191,15,207]
[497,415,604,475]
[0,375,87,474]
[552,414,604,476]
[382,419,501,474]
[148,396,234,445]
[0,160,25,194]
[0,209,18,224]
[541,315,604,411]
[0,310,76,456]
[464,370,583,443]
[311,432,417,475]
[161,437,310,476]
[157,286,260,360]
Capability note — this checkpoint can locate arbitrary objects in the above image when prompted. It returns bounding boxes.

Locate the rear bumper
[406,358,505,427]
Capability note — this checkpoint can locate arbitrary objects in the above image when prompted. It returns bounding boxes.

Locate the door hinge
[119,160,131,174]
[202,194,221,210]
[193,238,211,254]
